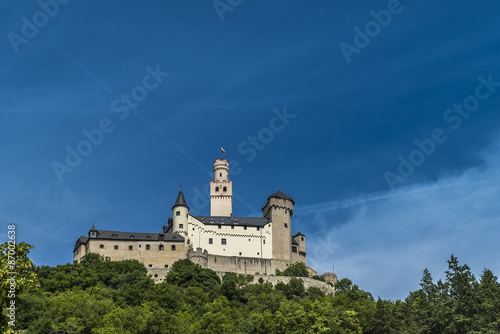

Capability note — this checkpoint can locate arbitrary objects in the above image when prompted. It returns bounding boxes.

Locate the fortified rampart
[187,247,314,276]
[147,266,337,295]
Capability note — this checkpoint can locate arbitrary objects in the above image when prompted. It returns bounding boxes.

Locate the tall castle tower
[262,190,294,261]
[172,187,189,235]
[210,158,233,216]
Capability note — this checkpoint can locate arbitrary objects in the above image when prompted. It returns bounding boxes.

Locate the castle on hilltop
[74,158,333,285]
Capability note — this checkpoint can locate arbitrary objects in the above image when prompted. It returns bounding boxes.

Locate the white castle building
[74,158,315,278]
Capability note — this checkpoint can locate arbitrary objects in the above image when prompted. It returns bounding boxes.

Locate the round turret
[172,187,189,234]
[213,158,229,182]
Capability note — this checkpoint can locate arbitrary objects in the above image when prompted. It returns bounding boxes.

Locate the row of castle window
[207,238,266,245]
[148,264,169,268]
[217,225,259,230]
[214,186,227,192]
[180,222,261,231]
[110,234,175,241]
[101,244,176,251]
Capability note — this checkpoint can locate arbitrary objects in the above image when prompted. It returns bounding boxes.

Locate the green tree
[0,241,39,331]
[443,255,479,334]
[275,262,309,277]
[475,268,500,332]
[165,259,221,291]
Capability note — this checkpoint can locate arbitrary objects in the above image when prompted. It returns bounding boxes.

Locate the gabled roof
[294,231,305,237]
[292,238,299,245]
[74,236,88,252]
[268,190,294,204]
[172,188,189,211]
[83,229,184,242]
[193,216,270,227]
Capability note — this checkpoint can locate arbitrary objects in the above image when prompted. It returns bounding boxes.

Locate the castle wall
[187,247,288,275]
[73,239,188,269]
[187,216,273,259]
[145,268,336,295]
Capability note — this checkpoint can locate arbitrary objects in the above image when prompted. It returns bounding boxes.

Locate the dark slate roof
[294,231,305,237]
[172,188,189,211]
[74,236,88,252]
[268,190,295,204]
[292,238,299,245]
[84,229,184,242]
[193,216,270,227]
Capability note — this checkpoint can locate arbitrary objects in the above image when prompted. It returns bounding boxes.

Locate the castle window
[221,219,224,224]
[129,245,133,250]
[90,231,97,238]
[209,238,213,244]
[263,239,265,244]
[244,226,247,230]
[215,187,219,192]
[176,211,180,216]
[146,236,151,240]
[112,234,118,239]
[99,244,104,249]
[165,264,168,268]
[223,186,227,192]
[210,218,214,223]
[257,252,259,255]
[233,219,238,224]
[284,223,288,228]
[292,246,297,253]
[146,244,150,250]
[239,252,242,256]
[159,245,164,251]
[256,227,260,231]
[219,173,222,177]
[221,238,227,245]
[114,245,118,250]
[130,235,134,239]
[301,237,304,241]
[231,225,234,229]
[218,225,221,229]
[171,245,176,250]
[149,264,152,267]
[179,224,184,229]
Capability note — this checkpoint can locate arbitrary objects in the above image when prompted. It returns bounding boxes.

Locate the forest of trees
[1,242,500,333]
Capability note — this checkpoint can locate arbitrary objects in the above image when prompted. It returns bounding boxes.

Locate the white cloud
[297,135,500,300]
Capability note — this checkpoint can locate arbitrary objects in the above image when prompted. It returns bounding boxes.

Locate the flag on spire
[221,147,226,155]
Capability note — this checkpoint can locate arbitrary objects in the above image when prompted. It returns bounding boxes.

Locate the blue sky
[2,0,500,300]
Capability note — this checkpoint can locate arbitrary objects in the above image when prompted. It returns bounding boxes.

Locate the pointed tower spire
[172,186,189,211]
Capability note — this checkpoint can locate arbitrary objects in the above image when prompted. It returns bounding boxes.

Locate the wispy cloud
[299,134,500,300]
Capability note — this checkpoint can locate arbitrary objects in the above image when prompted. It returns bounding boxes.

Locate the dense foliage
[2,244,500,333]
